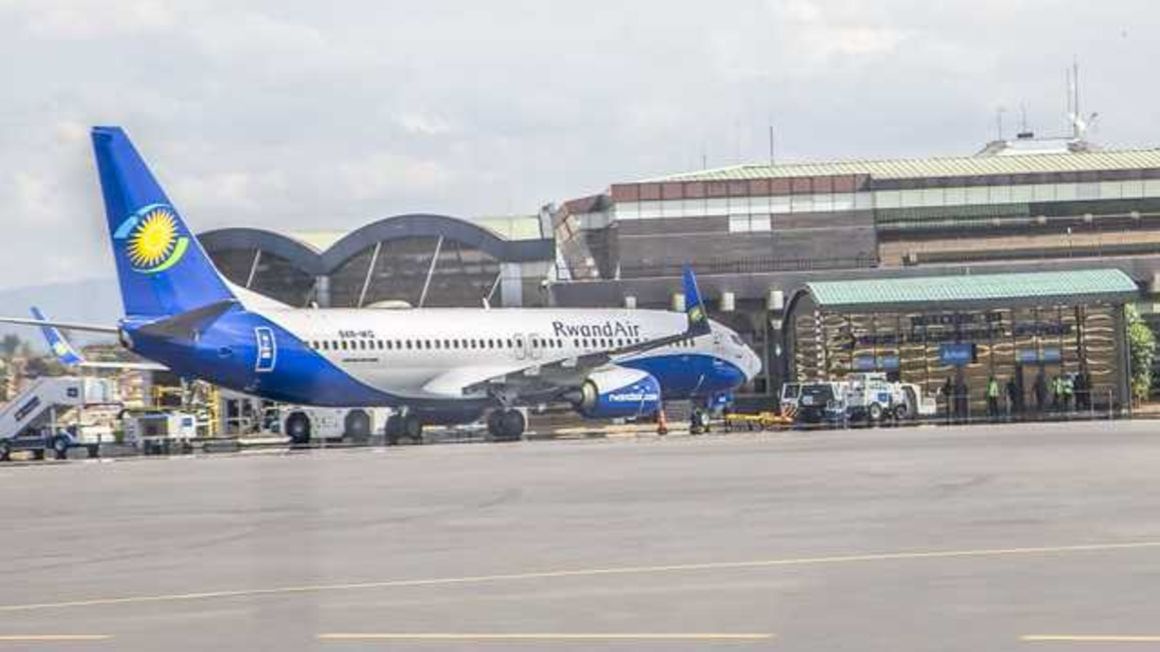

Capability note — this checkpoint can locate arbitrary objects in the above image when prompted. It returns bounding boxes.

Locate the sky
[0,0,1158,291]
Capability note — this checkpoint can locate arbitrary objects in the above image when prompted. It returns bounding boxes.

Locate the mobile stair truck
[0,376,119,461]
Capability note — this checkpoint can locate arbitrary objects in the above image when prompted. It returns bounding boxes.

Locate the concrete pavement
[1,420,1159,650]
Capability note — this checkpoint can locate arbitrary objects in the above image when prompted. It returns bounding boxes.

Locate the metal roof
[284,215,542,252]
[199,213,555,277]
[645,149,1160,182]
[806,269,1138,310]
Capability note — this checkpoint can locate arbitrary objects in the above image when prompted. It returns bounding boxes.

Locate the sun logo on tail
[120,206,190,274]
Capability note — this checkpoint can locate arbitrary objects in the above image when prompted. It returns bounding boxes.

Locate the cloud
[337,152,451,202]
[13,0,176,39]
[0,0,1157,291]
[395,112,453,137]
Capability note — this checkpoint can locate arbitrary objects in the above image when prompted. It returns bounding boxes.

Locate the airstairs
[0,376,118,440]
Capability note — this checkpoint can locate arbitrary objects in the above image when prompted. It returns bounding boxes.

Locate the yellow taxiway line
[1022,635,1160,643]
[3,540,1159,613]
[319,633,772,642]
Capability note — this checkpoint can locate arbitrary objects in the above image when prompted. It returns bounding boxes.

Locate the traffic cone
[656,408,669,436]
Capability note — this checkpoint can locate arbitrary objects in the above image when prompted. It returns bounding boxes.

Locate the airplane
[0,126,761,443]
[29,306,165,371]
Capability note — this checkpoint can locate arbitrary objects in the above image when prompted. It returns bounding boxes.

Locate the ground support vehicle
[282,405,394,446]
[795,381,849,425]
[0,377,120,461]
[122,410,200,455]
[723,411,793,431]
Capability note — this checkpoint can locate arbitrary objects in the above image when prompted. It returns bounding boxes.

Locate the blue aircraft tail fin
[682,265,711,336]
[91,126,236,319]
[30,307,85,366]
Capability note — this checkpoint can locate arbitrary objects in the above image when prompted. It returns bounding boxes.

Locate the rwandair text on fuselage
[551,319,642,339]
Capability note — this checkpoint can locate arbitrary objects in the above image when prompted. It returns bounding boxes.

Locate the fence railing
[759,388,1123,433]
[618,256,877,279]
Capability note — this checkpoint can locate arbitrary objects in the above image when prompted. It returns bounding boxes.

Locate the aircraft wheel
[285,413,312,446]
[498,409,525,441]
[487,410,509,440]
[0,440,10,462]
[384,415,402,445]
[691,409,710,434]
[403,414,423,444]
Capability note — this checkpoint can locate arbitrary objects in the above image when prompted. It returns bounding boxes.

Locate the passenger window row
[306,336,655,353]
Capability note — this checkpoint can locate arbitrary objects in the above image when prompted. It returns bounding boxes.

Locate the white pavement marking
[0,634,111,642]
[1,540,1158,613]
[1022,635,1160,643]
[318,633,773,642]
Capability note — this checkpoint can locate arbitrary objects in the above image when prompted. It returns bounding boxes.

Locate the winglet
[30,307,86,366]
[682,265,711,336]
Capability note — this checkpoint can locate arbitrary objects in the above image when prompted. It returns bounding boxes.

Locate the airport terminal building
[199,137,1160,409]
[548,139,1160,400]
[202,214,555,309]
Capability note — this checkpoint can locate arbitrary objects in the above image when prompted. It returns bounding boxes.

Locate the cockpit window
[730,333,744,346]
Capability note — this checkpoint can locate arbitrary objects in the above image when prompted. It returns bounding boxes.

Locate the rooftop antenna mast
[1065,58,1099,144]
[1072,58,1080,140]
[768,119,775,166]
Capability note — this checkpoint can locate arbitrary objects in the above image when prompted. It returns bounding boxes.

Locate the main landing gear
[385,412,424,446]
[486,409,526,442]
[690,408,711,435]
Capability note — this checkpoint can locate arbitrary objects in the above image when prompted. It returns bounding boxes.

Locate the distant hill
[0,278,121,352]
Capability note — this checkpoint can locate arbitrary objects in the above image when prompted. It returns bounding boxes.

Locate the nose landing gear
[690,408,711,435]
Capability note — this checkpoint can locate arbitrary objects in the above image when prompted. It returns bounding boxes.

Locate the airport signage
[847,310,1073,348]
[853,354,899,371]
[1016,347,1062,364]
[938,343,976,367]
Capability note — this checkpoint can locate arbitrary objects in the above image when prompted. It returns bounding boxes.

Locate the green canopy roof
[806,269,1138,310]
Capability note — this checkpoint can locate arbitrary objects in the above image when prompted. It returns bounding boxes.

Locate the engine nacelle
[574,366,661,419]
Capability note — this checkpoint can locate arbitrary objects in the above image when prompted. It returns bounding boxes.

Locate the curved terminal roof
[199,213,554,276]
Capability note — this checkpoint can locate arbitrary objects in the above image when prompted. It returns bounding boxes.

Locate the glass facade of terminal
[789,303,1124,415]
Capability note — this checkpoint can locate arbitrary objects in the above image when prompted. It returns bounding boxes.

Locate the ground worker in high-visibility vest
[1051,375,1064,412]
[986,375,1001,421]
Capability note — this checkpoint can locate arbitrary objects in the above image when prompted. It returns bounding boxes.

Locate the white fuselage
[259,306,758,401]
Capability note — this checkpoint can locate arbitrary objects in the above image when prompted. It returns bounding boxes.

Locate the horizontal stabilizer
[138,300,236,340]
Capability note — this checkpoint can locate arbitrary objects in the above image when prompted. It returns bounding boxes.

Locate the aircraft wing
[448,266,712,400]
[0,315,119,334]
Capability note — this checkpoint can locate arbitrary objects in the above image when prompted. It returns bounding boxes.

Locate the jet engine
[570,366,661,419]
